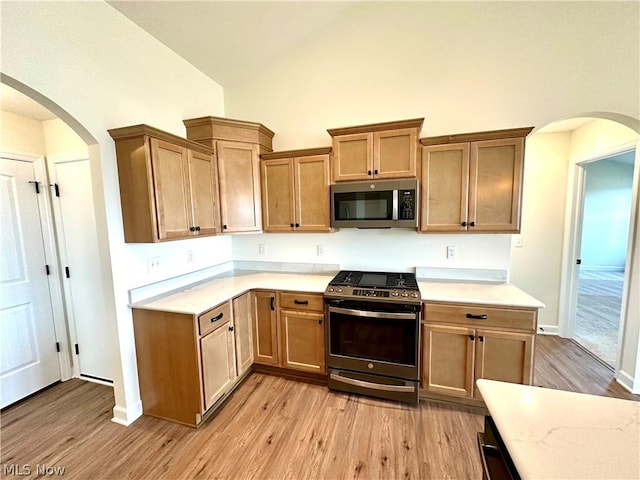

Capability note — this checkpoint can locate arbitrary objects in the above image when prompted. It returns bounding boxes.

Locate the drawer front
[423,302,536,332]
[198,301,232,337]
[279,292,324,312]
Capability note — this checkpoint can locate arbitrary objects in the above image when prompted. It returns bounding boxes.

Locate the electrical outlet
[259,243,266,255]
[514,236,524,248]
[147,256,160,273]
[317,245,325,257]
[446,245,456,259]
[187,250,195,263]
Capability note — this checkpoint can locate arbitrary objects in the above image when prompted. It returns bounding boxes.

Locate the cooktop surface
[328,270,419,290]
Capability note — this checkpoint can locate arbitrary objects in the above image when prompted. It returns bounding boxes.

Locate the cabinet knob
[479,335,484,342]
[470,221,476,227]
[195,226,201,232]
[223,225,228,230]
[190,226,196,232]
[318,319,323,325]
[290,223,294,228]
[461,221,467,227]
[374,169,378,175]
[468,334,475,341]
[367,170,372,175]
[295,223,300,228]
[229,325,234,332]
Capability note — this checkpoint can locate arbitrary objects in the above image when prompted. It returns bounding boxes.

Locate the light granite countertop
[130,271,544,315]
[477,379,640,480]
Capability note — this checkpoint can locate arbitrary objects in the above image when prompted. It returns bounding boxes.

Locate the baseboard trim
[615,369,639,394]
[111,401,143,427]
[537,325,558,335]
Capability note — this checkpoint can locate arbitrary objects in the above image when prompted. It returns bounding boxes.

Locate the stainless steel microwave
[330,179,418,228]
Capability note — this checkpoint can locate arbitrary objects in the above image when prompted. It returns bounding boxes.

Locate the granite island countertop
[130,271,545,315]
[477,379,640,480]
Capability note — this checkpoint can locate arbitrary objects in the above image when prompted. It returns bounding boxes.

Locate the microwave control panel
[399,190,415,220]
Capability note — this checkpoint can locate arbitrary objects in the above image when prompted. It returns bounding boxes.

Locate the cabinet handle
[461,221,467,227]
[190,226,196,232]
[223,225,228,230]
[468,334,475,341]
[374,169,378,175]
[470,221,476,227]
[294,300,309,305]
[210,312,224,323]
[270,296,275,311]
[318,319,323,325]
[229,325,234,332]
[466,313,488,320]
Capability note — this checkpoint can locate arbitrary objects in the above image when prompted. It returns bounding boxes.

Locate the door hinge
[50,183,60,197]
[28,180,40,193]
[65,266,70,278]
[46,265,50,275]
[56,342,61,352]
[74,344,79,355]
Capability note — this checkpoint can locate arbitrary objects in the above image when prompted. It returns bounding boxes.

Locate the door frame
[1,151,72,381]
[558,141,638,372]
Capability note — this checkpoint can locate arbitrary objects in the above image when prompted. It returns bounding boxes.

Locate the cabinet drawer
[279,292,324,312]
[423,303,536,332]
[198,301,231,337]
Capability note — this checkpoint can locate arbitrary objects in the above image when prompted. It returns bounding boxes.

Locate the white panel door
[0,158,61,408]
[48,158,112,381]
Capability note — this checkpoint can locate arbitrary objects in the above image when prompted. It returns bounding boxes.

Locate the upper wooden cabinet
[420,127,534,233]
[109,125,220,243]
[183,116,275,233]
[327,118,423,182]
[261,147,332,232]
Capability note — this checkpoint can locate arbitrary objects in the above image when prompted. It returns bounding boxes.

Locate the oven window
[334,191,393,221]
[329,312,416,366]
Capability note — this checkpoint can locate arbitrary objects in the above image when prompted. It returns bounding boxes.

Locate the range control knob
[327,287,334,292]
[401,291,409,297]
[411,291,419,298]
[391,290,399,297]
[336,287,343,293]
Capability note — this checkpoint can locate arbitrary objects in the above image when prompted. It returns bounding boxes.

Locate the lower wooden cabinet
[252,290,326,374]
[421,302,536,400]
[133,300,242,427]
[233,292,254,377]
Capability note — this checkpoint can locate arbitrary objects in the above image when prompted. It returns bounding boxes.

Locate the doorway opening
[574,150,636,367]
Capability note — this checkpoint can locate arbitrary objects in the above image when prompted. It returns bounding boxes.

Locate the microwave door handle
[392,190,399,221]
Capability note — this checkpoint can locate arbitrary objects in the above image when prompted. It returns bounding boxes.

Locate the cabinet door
[473,329,534,398]
[261,158,295,232]
[233,292,254,377]
[217,140,262,232]
[150,138,192,240]
[373,128,418,179]
[279,309,325,374]
[188,149,220,236]
[469,137,524,232]
[422,324,475,398]
[420,143,470,232]
[201,321,236,411]
[331,132,373,182]
[294,154,331,232]
[252,291,279,366]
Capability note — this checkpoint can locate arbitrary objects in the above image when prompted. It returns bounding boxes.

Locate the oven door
[326,300,420,381]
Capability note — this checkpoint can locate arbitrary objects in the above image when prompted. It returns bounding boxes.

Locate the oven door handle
[330,372,415,393]
[328,306,416,320]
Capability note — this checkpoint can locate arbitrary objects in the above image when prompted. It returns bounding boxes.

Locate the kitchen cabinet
[252,290,279,366]
[232,292,254,377]
[132,301,236,427]
[278,292,325,374]
[420,127,533,233]
[261,147,332,232]
[328,118,423,182]
[183,116,274,233]
[421,302,536,401]
[108,125,220,243]
[252,290,326,375]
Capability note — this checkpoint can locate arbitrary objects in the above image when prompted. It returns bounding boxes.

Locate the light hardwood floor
[1,335,637,480]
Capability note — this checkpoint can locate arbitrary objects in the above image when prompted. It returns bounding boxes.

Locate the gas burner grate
[385,273,419,289]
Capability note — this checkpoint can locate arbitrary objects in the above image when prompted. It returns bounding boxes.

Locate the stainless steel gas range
[324,270,422,404]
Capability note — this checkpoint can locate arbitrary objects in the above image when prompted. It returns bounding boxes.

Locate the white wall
[582,158,634,268]
[42,119,88,158]
[1,111,46,156]
[1,1,229,424]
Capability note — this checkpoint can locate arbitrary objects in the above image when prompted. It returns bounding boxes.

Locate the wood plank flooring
[1,335,638,480]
